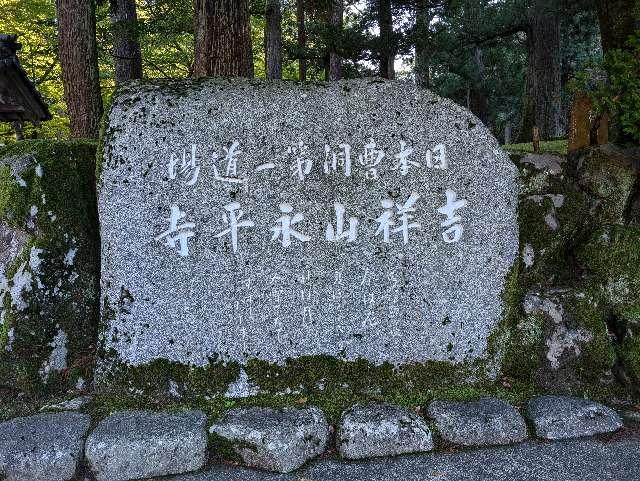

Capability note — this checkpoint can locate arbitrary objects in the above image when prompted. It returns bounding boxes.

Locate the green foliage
[571,34,640,143]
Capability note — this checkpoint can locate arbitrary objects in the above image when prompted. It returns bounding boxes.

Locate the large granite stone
[338,404,433,459]
[99,78,518,369]
[0,412,91,481]
[85,410,208,481]
[210,406,328,473]
[527,396,623,440]
[427,398,527,446]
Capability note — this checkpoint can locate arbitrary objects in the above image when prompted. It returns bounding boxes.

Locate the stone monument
[99,79,518,370]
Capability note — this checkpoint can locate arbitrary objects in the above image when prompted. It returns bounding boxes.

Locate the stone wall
[503,144,639,396]
[0,140,100,395]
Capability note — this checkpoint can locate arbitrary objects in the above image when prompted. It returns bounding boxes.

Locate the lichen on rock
[0,140,100,395]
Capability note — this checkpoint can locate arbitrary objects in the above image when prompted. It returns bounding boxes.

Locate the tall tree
[193,0,253,77]
[414,0,433,88]
[378,0,395,79]
[297,0,307,80]
[327,0,344,80]
[468,45,491,126]
[265,0,283,79]
[56,0,103,139]
[596,0,639,54]
[110,0,143,84]
[520,0,562,141]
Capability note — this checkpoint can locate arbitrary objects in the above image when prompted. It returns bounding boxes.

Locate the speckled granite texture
[99,78,518,367]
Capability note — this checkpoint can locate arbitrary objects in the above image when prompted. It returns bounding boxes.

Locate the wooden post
[532,126,540,153]
[11,121,24,140]
[568,94,609,152]
[504,123,511,145]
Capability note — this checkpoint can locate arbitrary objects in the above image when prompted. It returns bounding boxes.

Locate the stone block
[427,397,527,446]
[338,404,433,459]
[527,395,623,439]
[85,410,208,481]
[0,412,90,481]
[210,406,328,473]
[99,78,518,374]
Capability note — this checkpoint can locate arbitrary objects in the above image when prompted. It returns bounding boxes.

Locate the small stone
[224,368,259,398]
[337,404,433,459]
[427,397,527,446]
[527,395,623,439]
[210,407,328,473]
[85,410,208,481]
[0,412,91,481]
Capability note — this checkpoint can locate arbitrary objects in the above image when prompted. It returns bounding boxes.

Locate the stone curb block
[427,397,528,447]
[338,404,434,459]
[527,395,623,440]
[85,410,208,481]
[0,412,91,481]
[210,406,328,473]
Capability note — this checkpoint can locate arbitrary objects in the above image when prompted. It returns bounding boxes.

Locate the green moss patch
[578,226,640,388]
[0,140,99,396]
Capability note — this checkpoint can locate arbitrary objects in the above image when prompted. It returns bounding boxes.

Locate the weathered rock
[520,290,614,391]
[571,144,639,224]
[210,406,328,473]
[0,412,91,481]
[578,226,640,388]
[337,404,433,459]
[515,152,591,288]
[527,395,623,439]
[85,410,208,481]
[0,141,99,394]
[99,78,518,372]
[427,398,527,446]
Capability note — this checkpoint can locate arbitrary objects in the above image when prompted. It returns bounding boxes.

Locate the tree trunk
[327,0,343,80]
[468,46,491,127]
[265,0,282,80]
[193,0,253,77]
[297,0,307,80]
[415,0,431,88]
[597,0,639,54]
[519,1,561,142]
[378,0,395,79]
[110,0,143,84]
[56,0,103,139]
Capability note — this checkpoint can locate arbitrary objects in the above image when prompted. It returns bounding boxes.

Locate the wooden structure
[0,34,51,125]
[568,94,608,152]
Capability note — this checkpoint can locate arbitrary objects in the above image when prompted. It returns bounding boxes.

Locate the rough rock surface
[0,141,99,394]
[527,396,623,439]
[427,398,527,446]
[210,406,328,473]
[521,290,613,390]
[100,78,518,368]
[0,412,91,481]
[338,404,433,459]
[85,410,208,481]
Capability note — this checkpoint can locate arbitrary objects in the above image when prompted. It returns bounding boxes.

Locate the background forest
[1,0,638,145]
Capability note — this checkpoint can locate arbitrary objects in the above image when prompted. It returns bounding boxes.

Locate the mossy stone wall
[0,140,100,395]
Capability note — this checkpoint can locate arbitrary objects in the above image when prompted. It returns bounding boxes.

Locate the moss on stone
[566,291,617,381]
[578,226,640,388]
[571,146,637,224]
[517,172,591,289]
[0,140,99,396]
